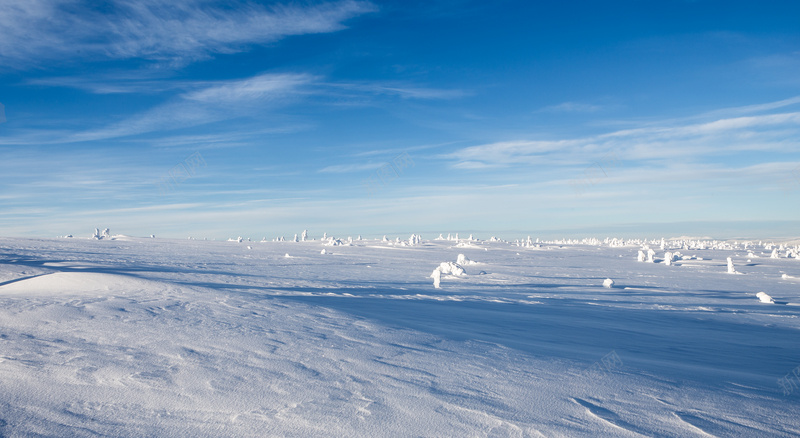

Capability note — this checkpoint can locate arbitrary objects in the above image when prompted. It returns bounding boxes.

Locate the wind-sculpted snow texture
[0,236,799,437]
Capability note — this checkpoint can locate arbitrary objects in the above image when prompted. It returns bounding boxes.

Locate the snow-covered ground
[1,235,799,437]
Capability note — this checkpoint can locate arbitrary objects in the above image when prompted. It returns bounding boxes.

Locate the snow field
[0,236,799,436]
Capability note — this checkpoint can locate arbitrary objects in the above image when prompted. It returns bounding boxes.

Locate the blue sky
[1,0,799,240]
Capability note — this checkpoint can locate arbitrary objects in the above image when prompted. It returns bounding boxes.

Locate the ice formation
[430,268,441,288]
[727,257,737,274]
[756,292,775,304]
[456,254,478,265]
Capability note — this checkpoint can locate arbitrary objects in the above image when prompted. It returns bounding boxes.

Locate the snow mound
[455,242,481,249]
[756,292,775,304]
[0,272,163,297]
[456,254,478,265]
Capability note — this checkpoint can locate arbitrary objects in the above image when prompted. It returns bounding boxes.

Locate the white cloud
[540,102,604,113]
[446,109,800,168]
[443,139,581,167]
[32,73,314,143]
[322,82,468,101]
[8,72,465,145]
[182,73,315,103]
[0,0,376,68]
[364,85,467,100]
[700,95,800,118]
[25,75,192,94]
[318,162,384,173]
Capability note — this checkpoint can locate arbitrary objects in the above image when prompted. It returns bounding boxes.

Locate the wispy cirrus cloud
[19,73,315,144]
[540,101,605,113]
[324,82,468,101]
[0,0,376,68]
[8,72,467,145]
[182,73,316,104]
[318,162,384,173]
[26,74,468,104]
[25,75,192,94]
[445,106,800,169]
[698,95,800,118]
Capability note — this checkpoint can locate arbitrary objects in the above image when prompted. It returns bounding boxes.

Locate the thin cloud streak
[318,162,384,173]
[540,102,605,113]
[6,72,468,146]
[182,73,317,103]
[445,110,800,168]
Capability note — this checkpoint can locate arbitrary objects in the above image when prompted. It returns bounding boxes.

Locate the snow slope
[0,236,798,437]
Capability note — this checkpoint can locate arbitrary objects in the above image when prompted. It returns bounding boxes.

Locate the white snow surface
[0,237,799,437]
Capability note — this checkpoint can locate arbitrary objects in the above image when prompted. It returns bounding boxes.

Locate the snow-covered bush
[430,261,466,288]
[92,228,111,240]
[438,262,465,276]
[756,292,775,304]
[457,254,478,265]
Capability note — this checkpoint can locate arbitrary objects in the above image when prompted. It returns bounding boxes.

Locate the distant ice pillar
[431,268,441,288]
[727,257,737,274]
